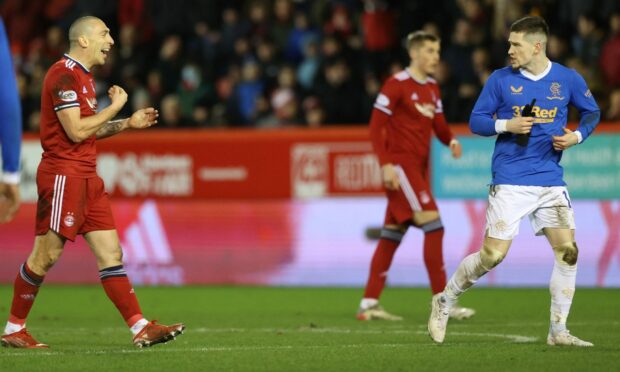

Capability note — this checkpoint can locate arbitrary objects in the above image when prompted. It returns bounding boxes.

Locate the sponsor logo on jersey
[410,93,419,101]
[546,82,565,100]
[58,90,77,102]
[86,97,98,112]
[82,86,88,94]
[512,105,558,123]
[584,89,592,98]
[420,191,431,204]
[510,85,523,94]
[63,212,75,227]
[414,102,435,119]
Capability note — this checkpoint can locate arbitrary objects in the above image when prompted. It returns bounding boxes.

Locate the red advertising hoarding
[93,128,384,200]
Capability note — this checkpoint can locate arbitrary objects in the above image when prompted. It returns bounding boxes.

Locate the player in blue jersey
[0,16,22,223]
[428,16,599,346]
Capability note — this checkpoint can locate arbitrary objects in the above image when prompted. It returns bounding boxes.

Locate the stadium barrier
[1,124,618,287]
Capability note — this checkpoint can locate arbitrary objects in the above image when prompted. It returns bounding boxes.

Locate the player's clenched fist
[108,85,128,109]
[506,116,535,134]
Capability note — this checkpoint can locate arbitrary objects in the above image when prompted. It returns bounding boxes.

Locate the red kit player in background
[1,16,184,348]
[357,31,475,321]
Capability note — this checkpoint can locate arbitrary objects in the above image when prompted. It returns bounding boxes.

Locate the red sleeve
[431,85,454,146]
[369,78,400,165]
[49,67,80,113]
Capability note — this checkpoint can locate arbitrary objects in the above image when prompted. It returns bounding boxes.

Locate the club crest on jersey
[63,212,75,227]
[547,82,565,100]
[410,93,419,101]
[414,102,435,119]
[82,86,88,94]
[510,85,523,94]
[420,191,431,204]
[58,90,77,102]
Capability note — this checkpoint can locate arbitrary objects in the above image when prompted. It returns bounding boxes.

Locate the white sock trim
[360,298,379,310]
[130,318,149,335]
[4,321,25,335]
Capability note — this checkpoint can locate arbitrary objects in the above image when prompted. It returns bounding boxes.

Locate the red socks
[99,266,143,327]
[363,220,448,299]
[423,225,447,294]
[363,229,404,299]
[8,263,44,325]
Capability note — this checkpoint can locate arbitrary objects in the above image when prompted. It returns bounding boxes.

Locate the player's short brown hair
[406,31,440,51]
[510,16,549,37]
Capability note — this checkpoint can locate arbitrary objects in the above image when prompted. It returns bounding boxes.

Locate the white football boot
[547,330,593,347]
[357,304,403,321]
[449,304,476,320]
[428,292,450,343]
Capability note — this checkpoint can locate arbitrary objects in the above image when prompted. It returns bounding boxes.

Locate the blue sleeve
[569,70,600,142]
[469,71,501,137]
[0,18,22,174]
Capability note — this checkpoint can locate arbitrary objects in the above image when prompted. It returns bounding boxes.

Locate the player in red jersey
[1,16,184,349]
[357,31,475,321]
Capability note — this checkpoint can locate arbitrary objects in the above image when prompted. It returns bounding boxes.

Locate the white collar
[64,54,90,73]
[519,60,551,81]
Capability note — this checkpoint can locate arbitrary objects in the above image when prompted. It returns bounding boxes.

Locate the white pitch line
[188,327,539,342]
[446,332,537,343]
[0,328,539,356]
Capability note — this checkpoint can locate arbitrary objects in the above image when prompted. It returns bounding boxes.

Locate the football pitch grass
[0,286,618,371]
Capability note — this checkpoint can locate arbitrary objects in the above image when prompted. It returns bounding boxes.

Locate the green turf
[0,286,618,371]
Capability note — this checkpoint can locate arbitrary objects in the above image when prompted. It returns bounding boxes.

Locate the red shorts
[384,163,438,225]
[35,169,116,241]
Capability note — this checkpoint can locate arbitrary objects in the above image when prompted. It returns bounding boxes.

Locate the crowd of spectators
[2,0,620,131]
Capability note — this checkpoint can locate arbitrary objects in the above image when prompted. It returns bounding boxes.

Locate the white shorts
[486,185,575,240]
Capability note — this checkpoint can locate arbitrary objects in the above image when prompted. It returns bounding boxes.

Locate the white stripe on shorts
[394,165,422,211]
[50,175,66,231]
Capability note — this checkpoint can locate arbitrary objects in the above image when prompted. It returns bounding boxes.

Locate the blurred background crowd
[2,0,620,131]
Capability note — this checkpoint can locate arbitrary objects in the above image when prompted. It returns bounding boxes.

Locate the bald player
[1,16,184,349]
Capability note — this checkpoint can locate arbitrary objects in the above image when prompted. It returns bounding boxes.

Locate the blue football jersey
[469,62,600,186]
[0,17,22,179]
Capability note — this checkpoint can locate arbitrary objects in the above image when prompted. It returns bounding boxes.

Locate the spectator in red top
[361,0,396,78]
[600,12,620,87]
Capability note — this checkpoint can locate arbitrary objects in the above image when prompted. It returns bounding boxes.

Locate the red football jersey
[39,54,98,177]
[369,69,454,166]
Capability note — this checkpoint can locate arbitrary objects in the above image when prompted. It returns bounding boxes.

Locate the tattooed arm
[95,107,159,140]
[96,119,128,139]
[95,119,129,139]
